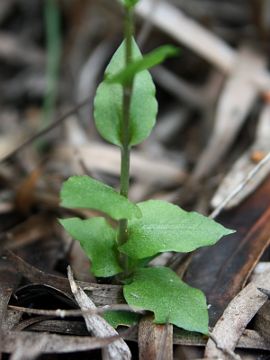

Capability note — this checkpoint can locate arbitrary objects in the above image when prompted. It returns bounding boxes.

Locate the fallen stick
[204,271,270,359]
[67,266,131,360]
[136,0,270,91]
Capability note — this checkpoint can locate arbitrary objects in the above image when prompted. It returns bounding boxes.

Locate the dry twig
[204,271,270,359]
[67,266,131,360]
[210,150,270,219]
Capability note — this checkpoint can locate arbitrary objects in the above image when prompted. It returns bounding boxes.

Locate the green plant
[59,0,234,334]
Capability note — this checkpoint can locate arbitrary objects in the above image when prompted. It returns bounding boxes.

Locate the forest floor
[0,0,270,359]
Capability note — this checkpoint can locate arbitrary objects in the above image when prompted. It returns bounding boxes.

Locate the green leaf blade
[103,310,140,328]
[60,217,122,277]
[120,200,235,259]
[94,39,158,147]
[60,176,141,221]
[124,267,209,334]
[106,45,179,85]
[121,0,139,9]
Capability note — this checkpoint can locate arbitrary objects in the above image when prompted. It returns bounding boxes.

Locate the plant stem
[43,0,61,126]
[118,7,134,251]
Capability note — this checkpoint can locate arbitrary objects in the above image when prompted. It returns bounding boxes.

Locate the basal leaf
[120,200,234,259]
[59,217,122,277]
[94,39,158,147]
[106,45,179,85]
[60,176,141,221]
[103,310,140,328]
[124,267,209,334]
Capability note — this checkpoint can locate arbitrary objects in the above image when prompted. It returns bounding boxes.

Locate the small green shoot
[94,39,158,147]
[59,0,234,334]
[106,45,179,85]
[43,0,61,126]
[121,0,140,9]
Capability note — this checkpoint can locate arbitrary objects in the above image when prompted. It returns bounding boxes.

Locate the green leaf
[120,0,139,8]
[127,256,155,272]
[120,200,234,259]
[60,176,141,221]
[94,39,158,147]
[59,217,122,277]
[106,46,179,85]
[103,310,140,328]
[124,267,209,334]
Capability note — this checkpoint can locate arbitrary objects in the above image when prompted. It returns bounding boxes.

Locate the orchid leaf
[94,39,158,147]
[61,176,141,221]
[124,267,209,334]
[120,0,139,9]
[60,217,122,277]
[103,310,140,328]
[106,45,179,85]
[120,200,234,259]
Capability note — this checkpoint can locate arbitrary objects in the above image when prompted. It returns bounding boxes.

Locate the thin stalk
[43,0,61,126]
[118,7,134,255]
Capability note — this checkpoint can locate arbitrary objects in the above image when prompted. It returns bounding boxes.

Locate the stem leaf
[121,0,140,9]
[106,45,179,85]
[94,39,158,147]
[124,267,209,334]
[119,200,234,259]
[59,217,122,277]
[60,176,141,221]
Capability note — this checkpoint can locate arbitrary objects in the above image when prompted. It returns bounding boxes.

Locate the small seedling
[59,0,234,334]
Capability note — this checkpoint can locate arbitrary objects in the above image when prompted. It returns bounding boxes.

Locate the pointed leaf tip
[120,200,234,259]
[60,176,141,221]
[106,45,180,85]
